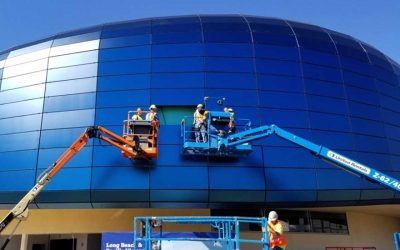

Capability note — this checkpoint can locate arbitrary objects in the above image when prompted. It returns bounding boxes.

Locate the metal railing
[133,216,269,250]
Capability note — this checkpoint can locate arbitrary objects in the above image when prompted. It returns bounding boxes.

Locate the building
[0,15,399,250]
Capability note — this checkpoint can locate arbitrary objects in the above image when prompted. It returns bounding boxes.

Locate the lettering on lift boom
[327,151,371,175]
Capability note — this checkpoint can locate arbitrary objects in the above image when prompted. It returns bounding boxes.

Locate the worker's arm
[268,222,284,236]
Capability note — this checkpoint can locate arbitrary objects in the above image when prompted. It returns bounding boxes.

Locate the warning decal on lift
[327,151,371,175]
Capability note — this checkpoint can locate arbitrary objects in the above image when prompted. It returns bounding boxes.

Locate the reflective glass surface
[0,15,399,206]
[50,39,100,57]
[0,131,40,152]
[0,84,45,104]
[47,63,98,82]
[45,77,97,96]
[99,46,150,61]
[8,40,52,59]
[53,31,101,47]
[152,73,203,89]
[5,48,50,67]
[152,58,202,72]
[42,109,95,129]
[0,114,42,134]
[48,50,98,69]
[0,99,43,119]
[100,34,151,49]
[98,75,149,91]
[99,60,150,75]
[44,93,96,112]
[3,58,48,78]
[1,71,47,90]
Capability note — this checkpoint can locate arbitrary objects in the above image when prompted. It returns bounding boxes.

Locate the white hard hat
[228,108,233,112]
[197,104,203,108]
[149,104,157,110]
[136,107,142,111]
[268,211,278,221]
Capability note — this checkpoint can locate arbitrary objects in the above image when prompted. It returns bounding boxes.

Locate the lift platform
[123,110,159,159]
[133,216,269,250]
[181,111,252,157]
[0,111,158,249]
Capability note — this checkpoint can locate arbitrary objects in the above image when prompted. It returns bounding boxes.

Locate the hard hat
[136,108,142,111]
[149,104,157,110]
[228,108,233,112]
[197,104,203,108]
[268,211,278,221]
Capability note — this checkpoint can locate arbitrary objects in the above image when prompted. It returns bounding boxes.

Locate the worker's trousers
[194,123,207,142]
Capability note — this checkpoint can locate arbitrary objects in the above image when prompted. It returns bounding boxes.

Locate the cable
[1,220,22,250]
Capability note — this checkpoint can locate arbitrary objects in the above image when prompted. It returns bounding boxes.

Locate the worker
[146,104,159,122]
[267,211,287,250]
[227,108,236,134]
[132,108,143,121]
[193,104,208,143]
[145,104,159,147]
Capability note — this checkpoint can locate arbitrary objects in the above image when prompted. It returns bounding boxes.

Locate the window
[309,211,348,234]
[157,106,193,125]
[211,209,349,234]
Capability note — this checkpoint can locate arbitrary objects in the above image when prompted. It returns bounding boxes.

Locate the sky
[0,0,399,63]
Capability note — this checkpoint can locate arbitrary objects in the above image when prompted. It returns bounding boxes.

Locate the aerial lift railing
[181,115,210,143]
[218,124,400,192]
[181,115,250,145]
[133,216,269,250]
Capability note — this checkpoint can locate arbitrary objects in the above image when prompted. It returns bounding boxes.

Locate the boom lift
[183,116,400,192]
[0,112,159,249]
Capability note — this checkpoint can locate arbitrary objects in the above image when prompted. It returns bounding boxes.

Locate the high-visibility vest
[132,114,143,121]
[268,221,287,249]
[146,112,158,121]
[193,110,207,125]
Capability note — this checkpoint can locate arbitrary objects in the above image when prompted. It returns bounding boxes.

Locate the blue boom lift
[182,111,400,193]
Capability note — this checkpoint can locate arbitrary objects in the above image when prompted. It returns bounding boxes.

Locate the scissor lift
[133,216,269,250]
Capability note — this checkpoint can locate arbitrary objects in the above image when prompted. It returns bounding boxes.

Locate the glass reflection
[45,78,97,96]
[47,63,98,82]
[3,58,48,78]
[48,50,98,69]
[50,39,100,57]
[1,71,47,90]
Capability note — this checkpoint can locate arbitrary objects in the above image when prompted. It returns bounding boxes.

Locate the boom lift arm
[219,124,400,193]
[0,126,142,248]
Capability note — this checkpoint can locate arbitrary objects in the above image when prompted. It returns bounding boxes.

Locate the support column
[19,234,28,250]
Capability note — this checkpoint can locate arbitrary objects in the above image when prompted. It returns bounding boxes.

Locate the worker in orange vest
[267,211,287,250]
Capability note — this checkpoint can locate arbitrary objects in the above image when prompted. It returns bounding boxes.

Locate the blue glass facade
[0,15,399,208]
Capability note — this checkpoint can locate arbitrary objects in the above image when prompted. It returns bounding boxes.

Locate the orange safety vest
[268,221,287,249]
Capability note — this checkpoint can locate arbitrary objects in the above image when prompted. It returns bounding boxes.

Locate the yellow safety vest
[132,114,143,121]
[268,221,287,249]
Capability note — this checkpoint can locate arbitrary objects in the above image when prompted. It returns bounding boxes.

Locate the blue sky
[0,0,399,63]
